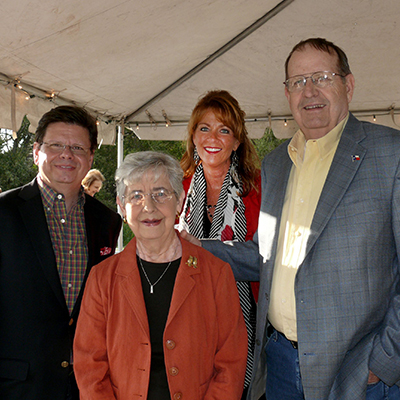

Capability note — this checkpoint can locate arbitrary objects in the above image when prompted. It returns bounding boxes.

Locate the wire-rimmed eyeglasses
[284,71,346,93]
[123,189,176,206]
[41,142,91,156]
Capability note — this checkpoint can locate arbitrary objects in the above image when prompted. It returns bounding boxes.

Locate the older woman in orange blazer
[73,151,247,400]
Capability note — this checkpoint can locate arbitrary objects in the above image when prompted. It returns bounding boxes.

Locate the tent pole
[117,122,124,252]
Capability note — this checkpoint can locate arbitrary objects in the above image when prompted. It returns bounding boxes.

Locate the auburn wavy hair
[180,90,259,196]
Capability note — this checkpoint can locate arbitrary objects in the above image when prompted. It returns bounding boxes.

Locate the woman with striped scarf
[179,90,262,400]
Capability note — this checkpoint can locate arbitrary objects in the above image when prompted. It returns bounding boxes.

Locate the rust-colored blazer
[74,234,247,400]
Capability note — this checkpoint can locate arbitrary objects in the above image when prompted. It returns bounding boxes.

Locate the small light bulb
[284,119,288,127]
[373,115,376,122]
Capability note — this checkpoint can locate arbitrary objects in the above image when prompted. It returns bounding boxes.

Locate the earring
[123,216,127,224]
[232,150,239,169]
[193,146,200,164]
[231,150,240,183]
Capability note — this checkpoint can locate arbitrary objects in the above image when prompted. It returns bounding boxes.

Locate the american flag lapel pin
[351,155,360,162]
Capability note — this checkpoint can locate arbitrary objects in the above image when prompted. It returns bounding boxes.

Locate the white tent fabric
[1,0,400,143]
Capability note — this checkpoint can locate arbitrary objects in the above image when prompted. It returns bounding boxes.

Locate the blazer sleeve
[202,238,260,282]
[369,158,400,386]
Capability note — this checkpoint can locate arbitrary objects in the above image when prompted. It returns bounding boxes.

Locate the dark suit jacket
[203,114,400,399]
[0,178,122,400]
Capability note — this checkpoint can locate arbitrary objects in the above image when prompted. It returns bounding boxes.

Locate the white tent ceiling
[1,0,400,144]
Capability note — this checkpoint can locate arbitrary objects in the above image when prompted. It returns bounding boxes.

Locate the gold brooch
[186,256,198,269]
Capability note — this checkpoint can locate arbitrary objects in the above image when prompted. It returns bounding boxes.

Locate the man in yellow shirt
[185,38,400,399]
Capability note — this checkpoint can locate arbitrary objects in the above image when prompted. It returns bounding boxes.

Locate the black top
[203,207,211,238]
[137,255,180,400]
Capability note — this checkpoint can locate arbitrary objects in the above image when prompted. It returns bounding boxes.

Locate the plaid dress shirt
[38,177,88,314]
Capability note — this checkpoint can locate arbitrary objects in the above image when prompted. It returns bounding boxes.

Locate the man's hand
[368,371,380,384]
[180,229,202,247]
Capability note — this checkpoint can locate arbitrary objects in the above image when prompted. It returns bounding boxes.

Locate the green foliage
[90,142,118,211]
[123,131,185,160]
[0,116,37,191]
[252,127,287,161]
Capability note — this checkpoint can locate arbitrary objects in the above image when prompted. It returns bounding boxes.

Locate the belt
[267,323,298,350]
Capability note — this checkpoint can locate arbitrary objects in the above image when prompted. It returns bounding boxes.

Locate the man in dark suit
[183,38,400,399]
[0,106,122,399]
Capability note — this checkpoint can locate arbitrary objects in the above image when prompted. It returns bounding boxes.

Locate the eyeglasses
[41,142,91,156]
[123,189,176,206]
[284,71,346,93]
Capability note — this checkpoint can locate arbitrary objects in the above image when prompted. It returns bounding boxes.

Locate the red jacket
[74,234,247,400]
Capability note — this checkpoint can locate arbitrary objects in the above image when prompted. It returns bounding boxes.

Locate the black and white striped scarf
[179,162,247,242]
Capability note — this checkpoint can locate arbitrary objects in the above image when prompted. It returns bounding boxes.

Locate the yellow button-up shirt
[268,115,348,341]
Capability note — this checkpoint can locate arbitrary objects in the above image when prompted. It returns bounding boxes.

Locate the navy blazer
[203,113,400,399]
[0,179,122,400]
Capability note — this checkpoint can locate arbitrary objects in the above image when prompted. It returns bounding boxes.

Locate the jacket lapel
[18,180,68,312]
[166,239,200,324]
[305,114,367,256]
[117,239,151,336]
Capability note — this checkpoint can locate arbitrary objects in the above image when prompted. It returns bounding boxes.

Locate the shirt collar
[288,113,349,167]
[37,175,85,209]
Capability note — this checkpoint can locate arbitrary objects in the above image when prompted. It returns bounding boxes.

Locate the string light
[3,72,399,134]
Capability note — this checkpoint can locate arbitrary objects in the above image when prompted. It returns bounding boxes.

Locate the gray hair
[115,151,183,204]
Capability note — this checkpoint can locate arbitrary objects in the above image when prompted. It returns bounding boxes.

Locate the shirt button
[61,361,69,368]
[57,194,63,200]
[166,339,176,350]
[69,250,73,255]
[169,367,179,376]
[68,283,72,288]
[61,218,66,224]
[173,392,183,400]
